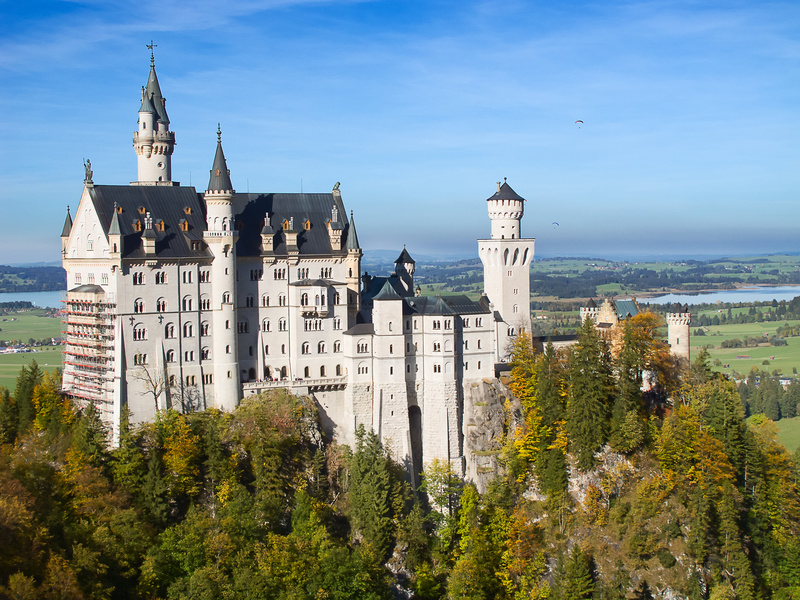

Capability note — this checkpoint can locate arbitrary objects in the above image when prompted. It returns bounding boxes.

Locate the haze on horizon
[0,0,797,264]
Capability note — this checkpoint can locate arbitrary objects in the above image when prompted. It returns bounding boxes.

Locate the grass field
[776,417,800,454]
[0,309,62,343]
[0,346,63,391]
[691,319,800,378]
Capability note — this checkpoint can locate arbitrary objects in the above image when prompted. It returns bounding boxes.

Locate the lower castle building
[60,55,536,477]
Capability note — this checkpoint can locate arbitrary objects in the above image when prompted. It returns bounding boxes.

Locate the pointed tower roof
[346,211,360,251]
[144,53,169,124]
[395,247,415,264]
[108,204,121,235]
[207,125,233,192]
[139,89,156,114]
[373,279,403,300]
[61,207,73,237]
[487,180,525,202]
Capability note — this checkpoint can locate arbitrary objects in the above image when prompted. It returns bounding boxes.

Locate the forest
[0,266,65,293]
[1,313,800,599]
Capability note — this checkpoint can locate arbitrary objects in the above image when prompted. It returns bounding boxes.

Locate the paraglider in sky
[574,120,583,129]
[552,221,559,229]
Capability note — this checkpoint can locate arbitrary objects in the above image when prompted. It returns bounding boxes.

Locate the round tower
[203,125,239,410]
[487,178,525,239]
[477,179,536,362]
[133,50,175,184]
[666,303,691,363]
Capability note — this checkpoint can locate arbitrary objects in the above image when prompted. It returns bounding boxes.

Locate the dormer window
[183,206,192,215]
[157,219,165,232]
[303,219,311,231]
[138,206,146,215]
[133,220,142,232]
[179,219,188,232]
[282,220,290,230]
[116,205,123,214]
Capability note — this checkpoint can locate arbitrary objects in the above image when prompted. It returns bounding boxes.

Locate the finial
[146,41,157,66]
[67,205,70,215]
[217,123,221,143]
[504,177,507,182]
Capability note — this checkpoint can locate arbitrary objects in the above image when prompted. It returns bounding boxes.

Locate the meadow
[776,416,800,454]
[690,318,800,378]
[0,308,63,390]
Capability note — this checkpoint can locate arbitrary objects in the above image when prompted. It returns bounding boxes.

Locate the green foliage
[566,318,614,470]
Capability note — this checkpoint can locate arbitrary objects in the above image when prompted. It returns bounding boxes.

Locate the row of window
[131,270,211,285]
[73,273,109,286]
[301,341,342,354]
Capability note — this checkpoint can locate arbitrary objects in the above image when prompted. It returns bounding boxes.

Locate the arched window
[304,366,310,378]
[201,322,209,336]
[134,298,144,313]
[133,324,147,341]
[222,292,231,304]
[262,319,270,332]
[165,323,175,338]
[201,296,210,310]
[336,364,342,376]
[302,342,310,354]
[301,293,309,306]
[334,341,341,353]
[318,341,326,354]
[156,298,166,312]
[320,366,326,377]
[262,294,270,307]
[183,322,193,338]
[202,347,210,360]
[166,349,175,363]
[279,319,287,331]
[182,296,193,311]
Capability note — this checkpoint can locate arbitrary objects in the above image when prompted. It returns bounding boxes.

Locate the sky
[0,0,798,263]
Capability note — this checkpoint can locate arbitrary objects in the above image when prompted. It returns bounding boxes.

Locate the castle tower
[478,180,536,362]
[394,247,415,295]
[345,211,362,321]
[203,126,239,410]
[666,303,691,363]
[132,50,176,185]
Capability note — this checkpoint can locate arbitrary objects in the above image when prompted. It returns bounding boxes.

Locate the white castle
[59,55,536,477]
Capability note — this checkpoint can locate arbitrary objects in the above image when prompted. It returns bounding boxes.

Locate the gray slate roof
[395,248,415,264]
[614,300,640,320]
[61,208,73,237]
[235,193,355,257]
[346,211,360,251]
[87,185,210,259]
[486,181,524,202]
[207,137,233,192]
[144,64,169,124]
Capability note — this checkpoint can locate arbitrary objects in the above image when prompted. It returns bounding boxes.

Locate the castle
[59,55,536,477]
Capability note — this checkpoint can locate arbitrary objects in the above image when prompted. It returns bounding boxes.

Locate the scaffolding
[61,292,117,424]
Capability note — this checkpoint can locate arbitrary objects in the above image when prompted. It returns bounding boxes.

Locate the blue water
[0,291,65,308]
[646,286,800,306]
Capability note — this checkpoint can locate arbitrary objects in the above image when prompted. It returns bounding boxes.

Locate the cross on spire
[217,123,222,143]
[146,40,157,66]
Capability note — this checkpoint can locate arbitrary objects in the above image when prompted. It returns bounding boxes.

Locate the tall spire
[207,124,233,192]
[133,44,175,184]
[346,210,360,251]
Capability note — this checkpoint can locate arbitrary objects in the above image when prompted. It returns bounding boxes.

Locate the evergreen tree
[14,359,42,436]
[348,425,395,560]
[552,546,596,600]
[566,318,614,470]
[611,320,645,452]
[0,386,18,445]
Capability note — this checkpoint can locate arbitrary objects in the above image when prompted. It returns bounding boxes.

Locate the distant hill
[0,265,66,293]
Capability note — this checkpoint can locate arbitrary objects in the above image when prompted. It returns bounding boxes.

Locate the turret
[61,206,72,257]
[202,126,239,411]
[108,203,123,262]
[394,247,415,296]
[133,50,175,185]
[666,303,691,363]
[345,210,362,320]
[487,178,525,240]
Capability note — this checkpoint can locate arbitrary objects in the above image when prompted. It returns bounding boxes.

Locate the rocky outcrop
[462,378,520,493]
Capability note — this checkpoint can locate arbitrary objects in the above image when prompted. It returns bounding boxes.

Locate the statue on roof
[83,159,93,184]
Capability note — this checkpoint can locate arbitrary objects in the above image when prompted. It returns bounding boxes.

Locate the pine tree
[611,320,645,453]
[348,425,395,560]
[14,359,42,436]
[0,386,18,445]
[566,318,614,470]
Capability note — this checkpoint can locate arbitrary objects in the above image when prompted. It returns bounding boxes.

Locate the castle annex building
[60,57,536,476]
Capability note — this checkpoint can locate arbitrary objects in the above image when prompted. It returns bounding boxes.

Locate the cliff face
[462,378,520,493]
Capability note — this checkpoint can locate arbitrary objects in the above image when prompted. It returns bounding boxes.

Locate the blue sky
[0,0,798,263]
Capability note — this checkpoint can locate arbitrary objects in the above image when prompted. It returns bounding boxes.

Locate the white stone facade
[60,59,535,474]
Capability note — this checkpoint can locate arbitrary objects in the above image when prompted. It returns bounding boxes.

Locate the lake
[646,286,800,306]
[0,291,65,308]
